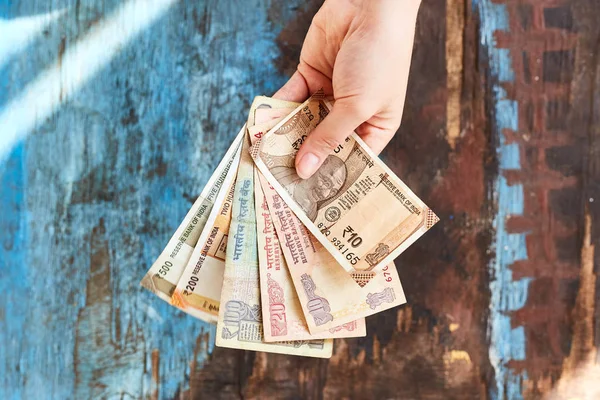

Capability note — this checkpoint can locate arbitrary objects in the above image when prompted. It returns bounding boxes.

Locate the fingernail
[297,153,320,179]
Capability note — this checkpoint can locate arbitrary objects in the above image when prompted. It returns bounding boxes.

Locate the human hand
[274,0,421,179]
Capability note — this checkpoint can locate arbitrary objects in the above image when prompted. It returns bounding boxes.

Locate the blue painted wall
[0,0,305,398]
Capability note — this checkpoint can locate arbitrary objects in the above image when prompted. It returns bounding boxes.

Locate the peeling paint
[553,209,597,400]
[444,350,472,365]
[0,0,304,398]
[475,1,531,399]
[445,0,464,148]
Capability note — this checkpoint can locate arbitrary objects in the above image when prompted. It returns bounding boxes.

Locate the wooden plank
[548,1,600,398]
[1,0,599,398]
[190,0,494,398]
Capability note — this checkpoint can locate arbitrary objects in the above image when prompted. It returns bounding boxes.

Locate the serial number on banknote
[381,264,393,283]
[319,223,363,265]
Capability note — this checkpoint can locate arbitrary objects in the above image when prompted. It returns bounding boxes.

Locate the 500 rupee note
[251,90,439,273]
[141,129,244,302]
[248,96,299,127]
[170,129,244,323]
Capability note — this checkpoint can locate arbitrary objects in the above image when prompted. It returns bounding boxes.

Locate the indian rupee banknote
[254,106,296,125]
[248,97,298,127]
[216,132,332,358]
[145,97,302,316]
[251,90,439,273]
[248,108,366,341]
[170,140,243,323]
[255,176,366,341]
[258,172,408,334]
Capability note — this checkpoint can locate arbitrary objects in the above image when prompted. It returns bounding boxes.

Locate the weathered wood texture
[0,0,598,399]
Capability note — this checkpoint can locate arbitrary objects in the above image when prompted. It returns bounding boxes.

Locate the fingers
[274,62,334,102]
[295,99,370,179]
[355,122,396,156]
[273,71,310,102]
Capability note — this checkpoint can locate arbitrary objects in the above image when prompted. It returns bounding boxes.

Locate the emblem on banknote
[300,274,333,326]
[325,206,341,222]
[366,288,396,310]
[267,274,288,336]
[221,300,262,340]
[365,243,390,267]
[350,271,376,287]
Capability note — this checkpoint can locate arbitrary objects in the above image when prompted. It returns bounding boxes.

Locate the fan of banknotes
[141,90,439,358]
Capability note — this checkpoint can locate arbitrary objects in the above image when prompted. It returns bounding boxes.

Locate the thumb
[273,71,309,102]
[295,99,370,179]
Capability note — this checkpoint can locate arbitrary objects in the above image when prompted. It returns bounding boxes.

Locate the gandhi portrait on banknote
[271,155,347,221]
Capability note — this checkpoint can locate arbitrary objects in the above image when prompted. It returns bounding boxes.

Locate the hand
[274,0,421,179]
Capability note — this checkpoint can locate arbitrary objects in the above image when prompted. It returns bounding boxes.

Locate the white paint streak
[0,0,178,163]
[0,10,66,69]
[145,305,164,323]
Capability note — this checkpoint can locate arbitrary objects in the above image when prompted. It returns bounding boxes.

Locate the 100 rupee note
[140,129,244,302]
[251,90,439,273]
[259,172,408,334]
[216,123,332,358]
[248,96,299,127]
[254,107,296,125]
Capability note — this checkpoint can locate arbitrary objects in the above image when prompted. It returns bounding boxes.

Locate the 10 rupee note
[251,90,439,273]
